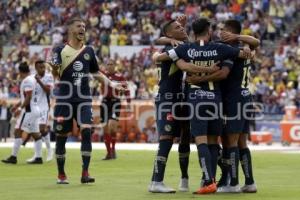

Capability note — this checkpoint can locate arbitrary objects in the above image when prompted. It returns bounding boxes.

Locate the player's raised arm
[155,37,184,47]
[221,31,260,49]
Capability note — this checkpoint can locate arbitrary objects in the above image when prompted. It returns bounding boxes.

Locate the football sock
[178,143,190,179]
[208,144,219,180]
[81,128,92,173]
[34,137,43,158]
[240,148,254,185]
[228,147,239,186]
[197,143,213,186]
[152,139,173,182]
[104,134,112,155]
[55,136,67,175]
[12,138,23,157]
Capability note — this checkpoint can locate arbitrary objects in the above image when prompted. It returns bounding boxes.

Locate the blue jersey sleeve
[167,43,189,62]
[89,47,99,73]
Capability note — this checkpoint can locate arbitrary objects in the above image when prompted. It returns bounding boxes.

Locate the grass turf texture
[0,148,299,200]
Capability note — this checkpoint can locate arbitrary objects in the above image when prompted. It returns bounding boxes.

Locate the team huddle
[149,16,258,194]
[1,15,257,193]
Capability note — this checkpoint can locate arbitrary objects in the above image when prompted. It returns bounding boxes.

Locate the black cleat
[102,154,112,160]
[81,176,95,184]
[27,157,43,164]
[2,156,17,164]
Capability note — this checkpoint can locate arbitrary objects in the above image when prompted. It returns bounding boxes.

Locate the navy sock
[152,139,173,182]
[178,143,190,179]
[217,147,230,186]
[55,136,67,175]
[240,148,254,185]
[197,143,213,185]
[208,144,219,180]
[228,147,239,186]
[81,128,92,173]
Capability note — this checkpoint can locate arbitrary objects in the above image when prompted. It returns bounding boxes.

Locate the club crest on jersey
[164,124,172,132]
[73,61,83,71]
[84,53,90,61]
[56,124,63,131]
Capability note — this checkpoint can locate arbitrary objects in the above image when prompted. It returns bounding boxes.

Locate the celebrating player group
[149,15,258,195]
[1,14,258,194]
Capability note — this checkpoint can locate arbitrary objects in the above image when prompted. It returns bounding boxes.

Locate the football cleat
[1,156,17,164]
[26,156,36,163]
[111,150,117,159]
[81,176,95,184]
[149,182,176,193]
[57,174,69,184]
[178,178,189,192]
[102,154,113,160]
[217,185,241,193]
[241,183,257,193]
[193,182,217,195]
[27,157,43,164]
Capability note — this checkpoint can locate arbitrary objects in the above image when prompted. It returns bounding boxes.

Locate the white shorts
[15,108,40,133]
[39,109,49,125]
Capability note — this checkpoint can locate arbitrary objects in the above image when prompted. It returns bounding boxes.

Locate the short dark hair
[192,18,211,36]
[224,20,242,34]
[162,20,176,36]
[18,62,30,73]
[66,17,85,26]
[35,60,45,66]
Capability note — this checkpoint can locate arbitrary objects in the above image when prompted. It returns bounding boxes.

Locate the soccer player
[26,60,54,163]
[50,17,124,184]
[216,20,258,193]
[100,59,130,160]
[153,18,252,194]
[149,19,220,193]
[2,62,43,164]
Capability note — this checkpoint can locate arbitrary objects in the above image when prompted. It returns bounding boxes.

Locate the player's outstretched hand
[220,31,238,42]
[176,15,187,27]
[110,81,127,92]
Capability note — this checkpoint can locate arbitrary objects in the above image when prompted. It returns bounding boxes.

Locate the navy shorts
[188,88,223,137]
[223,91,253,135]
[100,97,121,123]
[53,102,93,134]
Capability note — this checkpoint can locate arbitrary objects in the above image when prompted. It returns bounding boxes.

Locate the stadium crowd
[0,0,300,142]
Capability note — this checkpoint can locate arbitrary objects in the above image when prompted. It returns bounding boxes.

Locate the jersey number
[241,65,251,88]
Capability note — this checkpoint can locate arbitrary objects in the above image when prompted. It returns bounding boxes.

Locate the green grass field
[0,148,299,200]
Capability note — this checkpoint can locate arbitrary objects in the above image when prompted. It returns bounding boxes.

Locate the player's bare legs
[238,133,257,193]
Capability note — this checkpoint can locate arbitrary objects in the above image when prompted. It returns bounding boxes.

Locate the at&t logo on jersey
[73,61,83,71]
[72,61,84,86]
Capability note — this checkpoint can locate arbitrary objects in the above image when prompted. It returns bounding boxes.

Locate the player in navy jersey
[149,18,220,193]
[216,20,259,193]
[50,17,124,184]
[153,18,253,194]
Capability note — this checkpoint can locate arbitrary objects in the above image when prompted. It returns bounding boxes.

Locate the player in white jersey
[2,62,43,164]
[26,60,54,163]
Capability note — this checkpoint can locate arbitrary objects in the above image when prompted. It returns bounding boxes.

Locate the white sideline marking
[0,142,299,152]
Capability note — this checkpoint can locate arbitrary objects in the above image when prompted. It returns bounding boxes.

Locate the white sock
[43,134,52,152]
[35,139,43,158]
[12,138,23,157]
